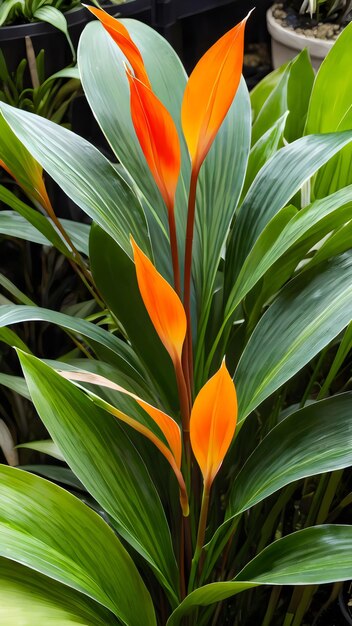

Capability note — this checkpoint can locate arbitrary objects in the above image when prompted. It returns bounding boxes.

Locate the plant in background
[0,48,80,122]
[298,0,352,20]
[0,8,351,626]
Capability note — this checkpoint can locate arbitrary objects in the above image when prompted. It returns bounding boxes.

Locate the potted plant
[267,0,352,69]
[0,10,352,625]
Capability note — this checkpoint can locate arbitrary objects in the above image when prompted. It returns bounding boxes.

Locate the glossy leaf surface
[18,351,179,603]
[0,465,156,626]
[0,559,117,626]
[235,254,352,422]
[167,526,352,626]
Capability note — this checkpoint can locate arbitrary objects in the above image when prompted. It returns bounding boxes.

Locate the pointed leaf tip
[130,237,186,367]
[87,6,151,87]
[190,361,238,488]
[126,71,181,211]
[182,15,249,172]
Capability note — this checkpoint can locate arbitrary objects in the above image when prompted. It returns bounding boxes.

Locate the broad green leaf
[195,79,251,329]
[0,0,23,25]
[225,130,352,293]
[167,526,352,626]
[17,439,64,461]
[227,393,352,517]
[0,558,116,626]
[18,352,179,604]
[306,23,352,197]
[0,328,31,353]
[240,113,287,201]
[78,20,188,281]
[90,224,176,408]
[225,186,352,320]
[0,102,150,259]
[0,465,156,626]
[285,49,314,143]
[0,273,34,305]
[251,63,290,146]
[235,253,352,422]
[250,62,288,123]
[0,210,90,255]
[0,304,144,382]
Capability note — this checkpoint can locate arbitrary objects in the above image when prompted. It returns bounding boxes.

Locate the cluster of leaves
[289,0,352,21]
[0,48,80,122]
[0,9,351,626]
[0,0,79,26]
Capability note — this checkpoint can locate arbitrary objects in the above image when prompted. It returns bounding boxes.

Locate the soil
[271,2,345,40]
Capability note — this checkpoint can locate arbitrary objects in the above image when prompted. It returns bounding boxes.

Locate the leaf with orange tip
[126,69,181,213]
[85,6,151,88]
[131,237,186,367]
[181,14,249,173]
[190,360,238,488]
[59,369,182,469]
[58,368,189,516]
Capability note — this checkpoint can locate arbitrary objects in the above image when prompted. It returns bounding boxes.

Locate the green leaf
[0,102,150,260]
[306,22,352,197]
[33,7,76,61]
[251,63,290,146]
[0,304,144,382]
[250,62,288,123]
[235,254,352,422]
[227,393,352,517]
[225,185,352,321]
[195,79,251,332]
[225,130,352,293]
[17,439,64,461]
[0,465,156,626]
[0,558,116,626]
[19,465,85,491]
[167,526,352,626]
[240,113,287,201]
[285,49,314,143]
[18,351,179,605]
[89,224,177,408]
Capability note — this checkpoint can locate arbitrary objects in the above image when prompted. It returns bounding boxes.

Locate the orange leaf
[181,14,249,173]
[59,369,181,468]
[126,69,181,212]
[190,360,237,488]
[131,237,186,367]
[86,6,151,87]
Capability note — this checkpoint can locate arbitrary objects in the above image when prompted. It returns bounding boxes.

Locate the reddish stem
[183,168,199,393]
[167,202,181,297]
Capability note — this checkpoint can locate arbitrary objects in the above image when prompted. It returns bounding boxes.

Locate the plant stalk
[183,167,199,391]
[188,483,210,592]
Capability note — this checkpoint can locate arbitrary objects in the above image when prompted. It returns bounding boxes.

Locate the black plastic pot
[339,582,352,625]
[0,6,87,76]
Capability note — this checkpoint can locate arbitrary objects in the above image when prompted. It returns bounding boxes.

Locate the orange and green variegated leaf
[190,361,238,488]
[59,369,182,469]
[181,15,249,173]
[126,69,181,212]
[58,369,189,515]
[131,237,186,368]
[85,6,151,88]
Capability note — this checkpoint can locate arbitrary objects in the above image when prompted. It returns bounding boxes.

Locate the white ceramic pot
[266,7,334,71]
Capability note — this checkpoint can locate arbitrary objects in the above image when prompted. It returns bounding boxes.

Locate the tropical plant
[0,47,80,122]
[0,9,352,626]
[297,0,352,21]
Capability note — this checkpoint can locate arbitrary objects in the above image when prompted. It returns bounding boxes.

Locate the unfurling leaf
[181,15,249,173]
[127,69,181,212]
[86,6,151,87]
[190,361,237,488]
[131,237,186,368]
